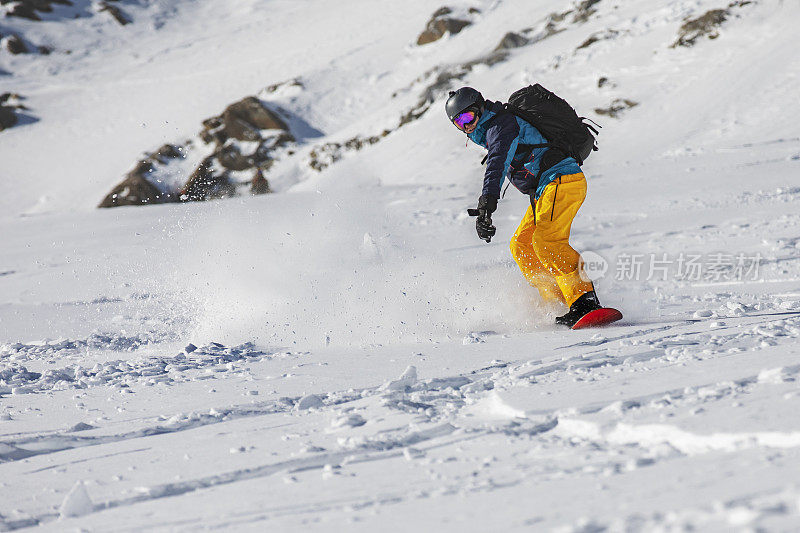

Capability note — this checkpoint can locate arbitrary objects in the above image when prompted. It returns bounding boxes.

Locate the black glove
[476,214,496,242]
[467,195,497,243]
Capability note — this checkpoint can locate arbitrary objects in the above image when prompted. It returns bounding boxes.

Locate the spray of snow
[172,192,548,348]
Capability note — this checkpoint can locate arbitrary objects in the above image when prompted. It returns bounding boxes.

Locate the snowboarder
[446,86,621,328]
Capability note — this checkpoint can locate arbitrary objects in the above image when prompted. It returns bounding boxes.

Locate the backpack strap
[581,117,602,133]
[478,109,511,166]
[580,117,601,153]
[501,103,568,159]
[498,105,576,190]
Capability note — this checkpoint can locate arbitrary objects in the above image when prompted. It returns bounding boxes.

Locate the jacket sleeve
[482,114,520,199]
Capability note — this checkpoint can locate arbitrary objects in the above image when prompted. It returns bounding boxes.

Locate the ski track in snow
[2,310,800,529]
[0,340,307,395]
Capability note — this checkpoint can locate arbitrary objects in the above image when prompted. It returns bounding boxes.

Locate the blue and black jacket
[467,100,582,200]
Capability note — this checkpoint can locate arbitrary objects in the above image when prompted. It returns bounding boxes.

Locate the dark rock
[597,76,610,88]
[548,10,569,24]
[224,97,287,137]
[0,105,18,131]
[308,142,340,172]
[250,169,271,195]
[199,116,222,144]
[38,45,53,55]
[152,143,182,163]
[572,0,602,23]
[417,8,472,45]
[271,131,295,147]
[251,142,274,167]
[577,34,600,49]
[100,92,304,208]
[201,116,223,130]
[265,78,303,93]
[214,131,293,171]
[99,143,190,207]
[98,161,169,208]
[98,1,130,25]
[180,157,235,202]
[215,143,252,171]
[672,9,728,48]
[4,34,29,55]
[4,0,74,21]
[529,0,599,43]
[465,51,507,68]
[494,32,529,51]
[0,92,22,105]
[6,3,41,21]
[201,96,288,144]
[594,98,638,118]
[540,18,565,41]
[0,93,25,131]
[577,29,619,50]
[29,0,73,11]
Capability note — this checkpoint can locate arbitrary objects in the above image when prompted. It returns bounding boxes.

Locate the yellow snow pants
[509,172,594,307]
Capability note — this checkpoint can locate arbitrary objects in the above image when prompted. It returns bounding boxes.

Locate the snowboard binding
[556,291,623,329]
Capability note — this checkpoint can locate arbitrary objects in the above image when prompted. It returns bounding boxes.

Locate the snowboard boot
[555,291,602,327]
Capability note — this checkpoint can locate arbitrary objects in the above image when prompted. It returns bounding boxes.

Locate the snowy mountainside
[2,0,800,531]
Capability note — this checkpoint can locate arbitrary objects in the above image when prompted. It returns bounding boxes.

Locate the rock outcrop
[97,168,168,208]
[4,0,75,21]
[99,96,290,208]
[201,96,290,145]
[98,149,181,207]
[571,0,602,24]
[97,1,130,25]
[577,29,620,50]
[494,32,529,52]
[1,0,130,60]
[597,76,614,88]
[0,93,27,132]
[672,1,753,48]
[250,169,271,195]
[673,9,728,47]
[416,7,479,45]
[397,51,507,129]
[400,0,611,130]
[179,157,235,202]
[0,105,17,131]
[3,0,130,25]
[195,95,292,184]
[594,98,638,118]
[1,34,29,55]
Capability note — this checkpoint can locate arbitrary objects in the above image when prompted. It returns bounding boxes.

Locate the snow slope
[2,0,800,530]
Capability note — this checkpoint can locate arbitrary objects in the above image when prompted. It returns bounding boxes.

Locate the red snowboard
[571,308,623,330]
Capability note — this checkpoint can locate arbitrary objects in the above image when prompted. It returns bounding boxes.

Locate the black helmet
[445,87,484,122]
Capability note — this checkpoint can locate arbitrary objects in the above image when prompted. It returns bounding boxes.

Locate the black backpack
[504,84,599,168]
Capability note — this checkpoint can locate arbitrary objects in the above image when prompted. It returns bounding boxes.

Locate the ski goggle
[453,110,476,130]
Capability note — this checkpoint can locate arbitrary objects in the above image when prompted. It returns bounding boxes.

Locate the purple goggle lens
[453,110,476,130]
